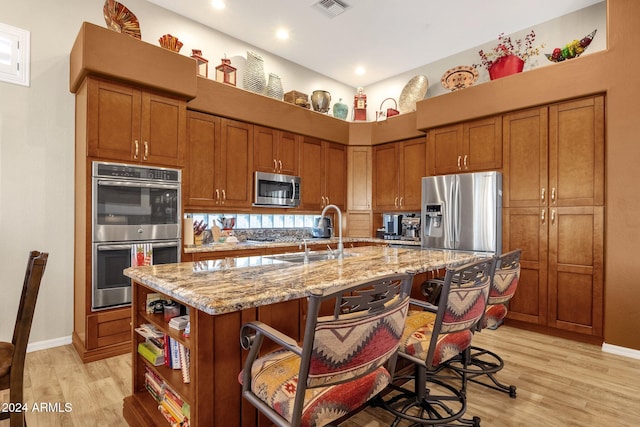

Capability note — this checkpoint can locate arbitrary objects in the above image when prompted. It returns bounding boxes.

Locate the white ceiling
[145,0,603,87]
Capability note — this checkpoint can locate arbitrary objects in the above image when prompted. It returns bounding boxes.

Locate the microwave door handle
[97,180,180,190]
[290,178,296,203]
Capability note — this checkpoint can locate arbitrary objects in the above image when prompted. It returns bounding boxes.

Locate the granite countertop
[124,246,477,316]
[183,237,421,253]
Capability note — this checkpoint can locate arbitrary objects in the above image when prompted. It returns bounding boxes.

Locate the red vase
[488,55,525,80]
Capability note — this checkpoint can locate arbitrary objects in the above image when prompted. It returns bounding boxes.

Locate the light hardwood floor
[2,326,640,426]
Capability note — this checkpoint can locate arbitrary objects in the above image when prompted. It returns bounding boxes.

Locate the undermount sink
[266,250,356,264]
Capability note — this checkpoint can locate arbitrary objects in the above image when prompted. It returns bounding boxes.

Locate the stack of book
[169,314,190,330]
[144,366,190,426]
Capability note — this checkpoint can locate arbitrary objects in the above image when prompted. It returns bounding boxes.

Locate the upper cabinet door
[372,142,399,211]
[429,124,463,176]
[463,115,502,172]
[398,137,426,211]
[503,107,549,208]
[253,126,278,173]
[548,96,605,207]
[185,111,220,208]
[142,92,186,167]
[87,78,142,162]
[323,141,347,210]
[299,136,324,211]
[218,119,253,208]
[86,77,185,168]
[277,131,300,176]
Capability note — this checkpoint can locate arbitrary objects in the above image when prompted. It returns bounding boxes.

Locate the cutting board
[211,225,221,243]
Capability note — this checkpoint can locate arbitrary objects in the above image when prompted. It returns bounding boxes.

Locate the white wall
[0,0,606,348]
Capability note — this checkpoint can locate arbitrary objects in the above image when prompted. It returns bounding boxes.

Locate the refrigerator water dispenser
[423,203,443,237]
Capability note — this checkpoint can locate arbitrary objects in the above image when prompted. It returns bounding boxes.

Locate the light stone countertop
[124,246,478,316]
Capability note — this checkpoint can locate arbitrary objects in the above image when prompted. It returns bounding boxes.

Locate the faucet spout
[320,204,343,258]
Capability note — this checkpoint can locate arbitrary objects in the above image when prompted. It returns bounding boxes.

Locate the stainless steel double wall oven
[91,161,181,310]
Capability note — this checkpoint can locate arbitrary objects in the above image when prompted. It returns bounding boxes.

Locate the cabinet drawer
[87,308,132,350]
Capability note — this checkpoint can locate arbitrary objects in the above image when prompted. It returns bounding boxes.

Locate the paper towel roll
[184,217,194,245]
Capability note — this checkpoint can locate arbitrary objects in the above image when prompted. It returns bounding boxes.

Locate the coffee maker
[382,214,403,239]
[401,214,421,241]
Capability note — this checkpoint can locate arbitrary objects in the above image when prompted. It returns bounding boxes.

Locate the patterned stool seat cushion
[241,349,391,426]
[400,310,472,367]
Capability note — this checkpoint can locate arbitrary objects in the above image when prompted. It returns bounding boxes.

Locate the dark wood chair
[0,251,49,427]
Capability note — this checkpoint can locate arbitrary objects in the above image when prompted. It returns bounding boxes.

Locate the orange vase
[489,55,525,80]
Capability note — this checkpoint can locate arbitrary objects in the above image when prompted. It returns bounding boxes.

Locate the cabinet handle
[457,155,462,170]
[463,154,468,169]
[399,197,404,207]
[541,188,546,203]
[134,140,139,159]
[394,196,398,208]
[551,187,556,204]
[215,189,220,203]
[278,160,282,172]
[321,196,325,206]
[551,209,555,224]
[273,159,277,171]
[326,196,329,205]
[222,189,226,204]
[143,141,149,160]
[541,209,545,223]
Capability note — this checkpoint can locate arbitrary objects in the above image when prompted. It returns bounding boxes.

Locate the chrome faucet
[299,238,310,262]
[320,204,343,258]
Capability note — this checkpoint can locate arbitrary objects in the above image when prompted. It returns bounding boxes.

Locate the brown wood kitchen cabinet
[502,95,605,339]
[427,115,502,176]
[372,137,426,212]
[253,125,300,176]
[299,136,347,211]
[184,111,253,210]
[85,76,186,168]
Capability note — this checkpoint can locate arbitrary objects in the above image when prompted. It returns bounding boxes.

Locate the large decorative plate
[398,75,429,114]
[103,0,141,39]
[441,66,478,91]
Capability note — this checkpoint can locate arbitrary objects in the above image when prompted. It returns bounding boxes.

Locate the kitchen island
[122,245,477,426]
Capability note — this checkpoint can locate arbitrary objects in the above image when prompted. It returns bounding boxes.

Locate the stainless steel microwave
[254,171,301,208]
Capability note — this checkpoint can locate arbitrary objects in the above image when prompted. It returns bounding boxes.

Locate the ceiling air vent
[313,0,350,18]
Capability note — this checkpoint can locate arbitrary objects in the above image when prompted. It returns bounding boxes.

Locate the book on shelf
[179,344,191,383]
[138,341,164,366]
[169,314,190,330]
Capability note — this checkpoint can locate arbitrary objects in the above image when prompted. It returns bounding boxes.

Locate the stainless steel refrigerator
[421,171,502,254]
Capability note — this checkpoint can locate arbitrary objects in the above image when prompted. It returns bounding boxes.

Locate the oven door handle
[151,242,180,249]
[97,180,180,190]
[97,244,134,251]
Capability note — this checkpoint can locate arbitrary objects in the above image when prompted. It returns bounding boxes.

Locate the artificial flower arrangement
[476,30,545,71]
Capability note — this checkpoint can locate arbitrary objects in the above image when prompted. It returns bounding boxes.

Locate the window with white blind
[0,22,30,87]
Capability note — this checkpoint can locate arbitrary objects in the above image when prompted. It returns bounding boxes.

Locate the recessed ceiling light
[355,66,366,76]
[276,28,289,40]
[211,0,226,10]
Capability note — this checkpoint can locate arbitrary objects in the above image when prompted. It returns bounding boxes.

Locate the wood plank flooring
[2,326,640,426]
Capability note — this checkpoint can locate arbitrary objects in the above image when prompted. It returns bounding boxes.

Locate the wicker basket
[284,90,310,108]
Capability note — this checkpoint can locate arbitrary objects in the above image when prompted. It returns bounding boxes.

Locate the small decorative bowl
[158,34,183,52]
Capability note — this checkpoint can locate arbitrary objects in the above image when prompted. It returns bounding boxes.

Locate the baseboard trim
[27,335,72,353]
[602,342,640,360]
